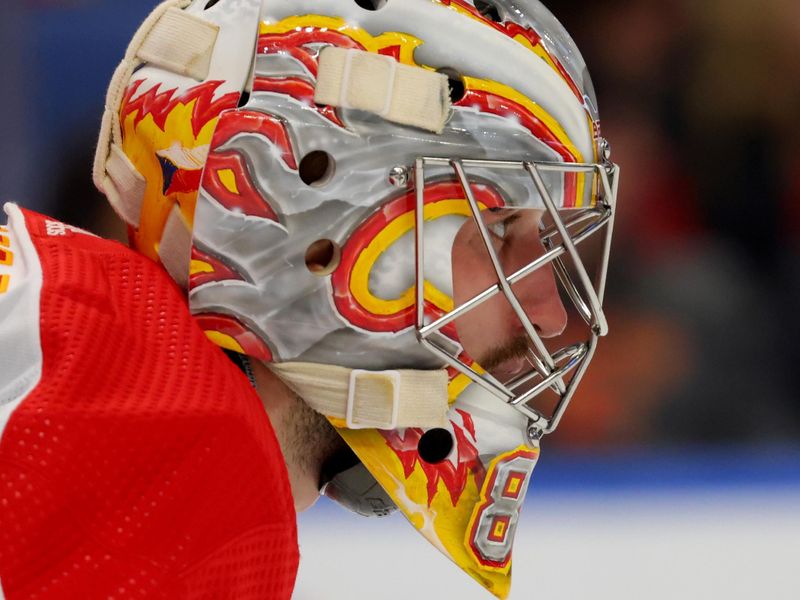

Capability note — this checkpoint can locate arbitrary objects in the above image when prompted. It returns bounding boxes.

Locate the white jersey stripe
[0,203,43,442]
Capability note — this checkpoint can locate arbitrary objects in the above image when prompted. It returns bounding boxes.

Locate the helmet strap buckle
[346,369,401,430]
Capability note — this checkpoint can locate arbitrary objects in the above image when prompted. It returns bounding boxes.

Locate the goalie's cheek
[451,210,568,364]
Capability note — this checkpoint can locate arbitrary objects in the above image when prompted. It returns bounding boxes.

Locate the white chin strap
[269,362,449,430]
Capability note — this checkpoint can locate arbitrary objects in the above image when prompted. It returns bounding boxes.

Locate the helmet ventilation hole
[473,0,502,22]
[354,0,388,10]
[299,150,335,186]
[204,0,222,9]
[305,239,342,276]
[438,68,467,104]
[417,428,454,464]
[237,90,250,108]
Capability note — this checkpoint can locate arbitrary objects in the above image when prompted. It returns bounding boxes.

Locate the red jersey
[0,205,298,599]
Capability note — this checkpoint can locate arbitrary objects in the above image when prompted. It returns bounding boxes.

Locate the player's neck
[250,360,324,512]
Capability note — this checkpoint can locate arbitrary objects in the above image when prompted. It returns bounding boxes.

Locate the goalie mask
[95,0,618,597]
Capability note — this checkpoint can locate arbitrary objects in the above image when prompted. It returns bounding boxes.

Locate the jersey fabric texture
[0,205,298,599]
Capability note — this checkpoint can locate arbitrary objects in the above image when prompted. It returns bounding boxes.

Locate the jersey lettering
[0,226,13,294]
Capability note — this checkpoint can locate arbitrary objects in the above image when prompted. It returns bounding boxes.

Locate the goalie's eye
[486,212,521,241]
[488,220,507,239]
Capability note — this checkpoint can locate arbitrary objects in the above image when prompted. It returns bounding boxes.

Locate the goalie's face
[452,208,568,383]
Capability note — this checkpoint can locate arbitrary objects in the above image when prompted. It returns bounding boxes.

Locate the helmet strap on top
[314,47,451,134]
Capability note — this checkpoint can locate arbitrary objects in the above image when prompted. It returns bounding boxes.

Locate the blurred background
[1,0,798,598]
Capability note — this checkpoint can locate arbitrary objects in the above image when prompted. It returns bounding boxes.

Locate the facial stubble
[279,389,348,488]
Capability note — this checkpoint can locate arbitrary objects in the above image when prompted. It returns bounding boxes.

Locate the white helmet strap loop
[314,47,451,134]
[269,362,449,430]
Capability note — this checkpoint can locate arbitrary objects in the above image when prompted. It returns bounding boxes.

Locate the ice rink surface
[294,448,800,600]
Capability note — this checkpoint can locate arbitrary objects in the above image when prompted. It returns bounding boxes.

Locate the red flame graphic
[189,246,246,289]
[203,151,280,221]
[254,27,380,129]
[258,28,364,77]
[252,77,343,128]
[456,89,579,206]
[381,416,485,508]
[213,110,298,169]
[121,80,239,138]
[193,313,274,361]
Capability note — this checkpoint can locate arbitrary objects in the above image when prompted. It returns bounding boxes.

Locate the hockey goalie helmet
[95,0,618,597]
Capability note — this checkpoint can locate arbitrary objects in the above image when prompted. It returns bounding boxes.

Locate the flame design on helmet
[456,79,588,207]
[381,411,485,508]
[119,80,239,260]
[259,15,424,65]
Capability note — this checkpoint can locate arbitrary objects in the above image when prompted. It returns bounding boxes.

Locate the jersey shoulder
[0,204,298,598]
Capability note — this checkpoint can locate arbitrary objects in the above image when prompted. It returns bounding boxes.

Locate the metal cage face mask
[415,155,618,438]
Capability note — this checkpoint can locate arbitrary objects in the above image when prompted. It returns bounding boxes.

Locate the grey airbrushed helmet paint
[189,0,601,371]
